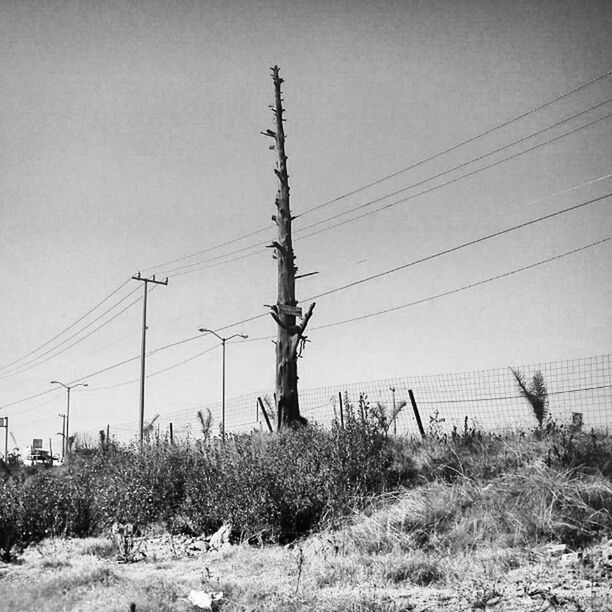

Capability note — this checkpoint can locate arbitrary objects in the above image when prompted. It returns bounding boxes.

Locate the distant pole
[338,392,344,429]
[169,422,174,445]
[106,423,110,449]
[0,417,8,462]
[390,387,397,436]
[221,339,226,436]
[66,387,71,454]
[51,381,88,456]
[132,273,169,443]
[58,413,66,462]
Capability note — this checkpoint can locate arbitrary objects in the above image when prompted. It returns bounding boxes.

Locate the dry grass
[1,469,610,611]
[2,432,611,610]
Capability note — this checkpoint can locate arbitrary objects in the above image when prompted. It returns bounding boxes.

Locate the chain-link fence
[151,354,611,439]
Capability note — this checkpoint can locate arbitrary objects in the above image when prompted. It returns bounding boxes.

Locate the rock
[559,552,580,567]
[208,524,232,551]
[187,589,223,609]
[538,543,568,557]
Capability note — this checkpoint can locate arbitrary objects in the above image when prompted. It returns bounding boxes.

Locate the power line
[145,69,611,276]
[86,342,221,391]
[163,107,612,279]
[49,236,612,401]
[4,390,66,420]
[215,190,610,332]
[299,70,612,218]
[3,192,609,412]
[294,114,612,244]
[0,278,133,372]
[308,238,610,331]
[0,285,144,380]
[296,101,612,238]
[303,192,611,303]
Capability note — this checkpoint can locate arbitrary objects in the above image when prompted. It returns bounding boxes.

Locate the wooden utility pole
[264,66,315,429]
[132,273,168,443]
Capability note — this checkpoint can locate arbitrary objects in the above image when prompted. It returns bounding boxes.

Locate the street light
[50,381,88,456]
[198,328,248,438]
[57,413,66,462]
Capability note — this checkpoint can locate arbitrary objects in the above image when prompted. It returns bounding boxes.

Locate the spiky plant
[510,368,549,428]
[143,414,160,439]
[197,409,212,440]
[372,400,407,436]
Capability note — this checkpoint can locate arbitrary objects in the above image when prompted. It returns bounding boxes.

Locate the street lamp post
[50,381,88,456]
[198,328,248,438]
[58,413,66,462]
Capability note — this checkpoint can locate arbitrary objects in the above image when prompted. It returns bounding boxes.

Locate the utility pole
[132,272,168,444]
[263,66,315,429]
[0,416,8,462]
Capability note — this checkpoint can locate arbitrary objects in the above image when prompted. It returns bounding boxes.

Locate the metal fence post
[408,389,426,437]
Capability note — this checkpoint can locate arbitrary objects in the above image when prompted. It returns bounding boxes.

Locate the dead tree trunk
[264,66,315,429]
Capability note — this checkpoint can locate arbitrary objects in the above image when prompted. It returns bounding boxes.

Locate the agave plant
[372,400,407,436]
[197,408,213,440]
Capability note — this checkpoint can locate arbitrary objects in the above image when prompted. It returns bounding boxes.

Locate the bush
[181,420,401,542]
[0,480,22,560]
[2,419,611,558]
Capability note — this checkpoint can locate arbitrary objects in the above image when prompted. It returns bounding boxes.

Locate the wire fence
[147,353,611,439]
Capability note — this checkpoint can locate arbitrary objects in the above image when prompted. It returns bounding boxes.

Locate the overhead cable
[164,107,612,278]
[146,70,612,276]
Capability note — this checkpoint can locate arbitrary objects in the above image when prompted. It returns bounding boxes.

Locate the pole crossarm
[131,272,169,286]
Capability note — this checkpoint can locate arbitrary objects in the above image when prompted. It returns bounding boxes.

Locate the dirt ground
[0,532,611,611]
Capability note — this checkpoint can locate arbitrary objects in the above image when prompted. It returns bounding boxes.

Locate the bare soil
[0,534,610,611]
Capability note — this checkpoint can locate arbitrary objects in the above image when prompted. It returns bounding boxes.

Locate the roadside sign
[0,417,6,427]
[278,304,302,317]
[32,438,43,449]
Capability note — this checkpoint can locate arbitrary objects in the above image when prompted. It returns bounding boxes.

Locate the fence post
[257,397,274,433]
[408,389,426,438]
[338,392,344,429]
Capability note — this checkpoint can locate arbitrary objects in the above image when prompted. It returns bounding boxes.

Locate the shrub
[181,419,401,542]
[0,480,22,560]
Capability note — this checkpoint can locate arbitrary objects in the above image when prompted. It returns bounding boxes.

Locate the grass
[1,426,611,610]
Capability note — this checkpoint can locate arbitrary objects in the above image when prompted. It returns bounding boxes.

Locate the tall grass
[1,414,611,562]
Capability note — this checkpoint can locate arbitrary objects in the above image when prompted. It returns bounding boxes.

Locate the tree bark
[268,66,315,429]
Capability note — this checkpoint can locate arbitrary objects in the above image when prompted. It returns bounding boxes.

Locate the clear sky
[1,0,610,450]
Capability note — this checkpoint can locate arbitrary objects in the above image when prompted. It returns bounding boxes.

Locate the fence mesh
[149,354,611,439]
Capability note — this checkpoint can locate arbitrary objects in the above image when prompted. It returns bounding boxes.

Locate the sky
[0,0,610,451]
